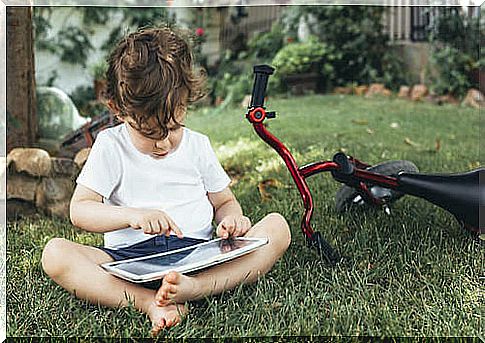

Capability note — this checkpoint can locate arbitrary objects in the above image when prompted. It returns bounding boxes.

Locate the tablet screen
[102,237,267,282]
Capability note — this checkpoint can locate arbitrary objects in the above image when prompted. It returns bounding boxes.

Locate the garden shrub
[280,6,405,89]
[426,7,483,97]
[247,23,285,60]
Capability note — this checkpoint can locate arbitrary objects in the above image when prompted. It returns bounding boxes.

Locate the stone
[36,177,75,208]
[241,95,252,108]
[354,85,368,96]
[0,157,6,200]
[51,157,79,177]
[397,86,410,98]
[410,84,428,101]
[6,173,40,202]
[382,89,392,97]
[333,87,353,95]
[74,148,91,168]
[7,148,51,177]
[45,200,70,218]
[438,94,460,105]
[462,89,485,109]
[6,199,38,220]
[365,84,392,98]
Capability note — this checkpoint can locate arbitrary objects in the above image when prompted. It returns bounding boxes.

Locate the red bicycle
[246,65,484,264]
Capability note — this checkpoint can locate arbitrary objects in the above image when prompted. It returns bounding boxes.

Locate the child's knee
[262,212,291,250]
[41,238,70,278]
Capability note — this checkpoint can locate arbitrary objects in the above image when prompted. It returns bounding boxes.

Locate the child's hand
[216,215,251,239]
[128,208,183,238]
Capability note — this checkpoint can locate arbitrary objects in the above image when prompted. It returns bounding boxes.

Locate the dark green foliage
[247,23,285,60]
[272,37,336,77]
[33,7,176,68]
[280,6,404,88]
[68,85,104,118]
[56,26,94,68]
[426,7,483,97]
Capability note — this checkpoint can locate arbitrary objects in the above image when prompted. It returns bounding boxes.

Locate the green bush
[247,23,285,60]
[426,8,483,97]
[429,45,475,97]
[271,37,336,77]
[280,6,404,89]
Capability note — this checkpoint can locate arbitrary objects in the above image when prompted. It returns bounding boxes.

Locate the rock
[382,89,392,97]
[51,157,79,177]
[36,177,75,208]
[462,89,485,109]
[410,84,428,101]
[44,200,70,218]
[7,173,40,202]
[241,95,252,108]
[333,87,353,95]
[6,199,37,220]
[74,148,91,168]
[0,157,6,200]
[398,86,410,98]
[438,94,460,105]
[354,85,368,96]
[365,84,392,97]
[7,148,51,177]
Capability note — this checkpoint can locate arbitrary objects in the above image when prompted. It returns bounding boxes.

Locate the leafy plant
[247,23,285,60]
[428,45,475,96]
[69,85,105,118]
[279,6,402,88]
[272,37,336,77]
[426,7,483,97]
[89,60,108,81]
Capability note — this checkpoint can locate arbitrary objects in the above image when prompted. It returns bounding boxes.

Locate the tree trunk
[6,6,37,152]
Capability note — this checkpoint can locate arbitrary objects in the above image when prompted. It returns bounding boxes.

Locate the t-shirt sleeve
[76,131,121,199]
[200,136,231,193]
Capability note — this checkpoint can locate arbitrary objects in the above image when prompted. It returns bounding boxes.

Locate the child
[41,27,291,336]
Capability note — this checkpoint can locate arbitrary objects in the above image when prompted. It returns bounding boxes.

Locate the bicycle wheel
[335,160,419,213]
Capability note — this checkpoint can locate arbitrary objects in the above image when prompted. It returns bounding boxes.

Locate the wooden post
[6,6,37,152]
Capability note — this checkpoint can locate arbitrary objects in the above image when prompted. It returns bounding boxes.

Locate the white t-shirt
[76,124,231,249]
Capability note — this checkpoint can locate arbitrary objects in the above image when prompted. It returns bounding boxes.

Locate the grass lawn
[7,95,483,338]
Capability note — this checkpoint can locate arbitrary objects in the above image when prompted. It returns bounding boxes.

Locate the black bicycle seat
[396,168,485,229]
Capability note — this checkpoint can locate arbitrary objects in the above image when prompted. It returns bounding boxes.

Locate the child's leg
[156,212,291,305]
[41,238,185,335]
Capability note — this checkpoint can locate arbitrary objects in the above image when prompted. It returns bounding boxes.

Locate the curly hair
[104,26,207,139]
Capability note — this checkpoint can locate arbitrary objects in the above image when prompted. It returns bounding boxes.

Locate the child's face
[124,117,185,159]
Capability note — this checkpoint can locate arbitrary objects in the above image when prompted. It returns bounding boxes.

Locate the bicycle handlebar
[249,65,275,108]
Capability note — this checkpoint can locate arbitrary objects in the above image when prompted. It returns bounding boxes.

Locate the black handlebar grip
[250,65,275,108]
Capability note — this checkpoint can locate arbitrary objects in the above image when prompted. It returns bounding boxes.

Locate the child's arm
[70,184,183,237]
[208,187,251,238]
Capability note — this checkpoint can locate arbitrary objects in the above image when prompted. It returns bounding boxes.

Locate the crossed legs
[41,213,290,335]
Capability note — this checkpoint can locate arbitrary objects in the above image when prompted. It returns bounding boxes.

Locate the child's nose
[155,139,170,150]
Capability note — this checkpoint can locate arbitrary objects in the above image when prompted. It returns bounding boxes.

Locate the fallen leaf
[352,119,368,125]
[390,122,400,129]
[404,137,419,147]
[366,128,375,135]
[257,178,283,202]
[468,161,481,169]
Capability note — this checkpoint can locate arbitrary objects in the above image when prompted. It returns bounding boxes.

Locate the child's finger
[168,217,183,238]
[217,224,229,239]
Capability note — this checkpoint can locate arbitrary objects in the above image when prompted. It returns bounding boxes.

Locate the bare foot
[147,301,187,336]
[156,271,201,306]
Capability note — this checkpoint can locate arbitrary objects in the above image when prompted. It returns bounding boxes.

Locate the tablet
[101,237,268,283]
